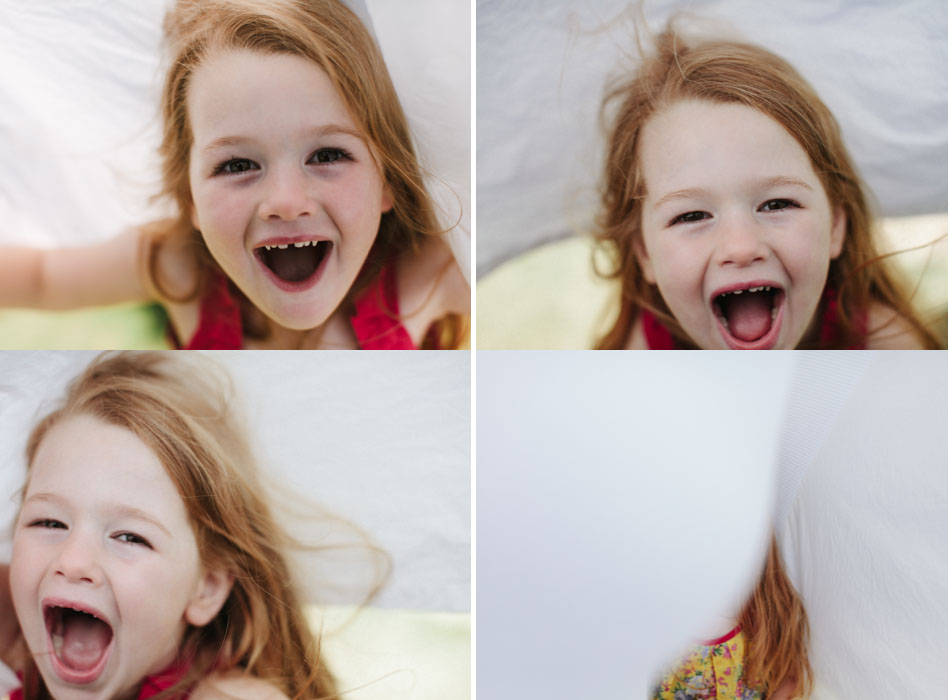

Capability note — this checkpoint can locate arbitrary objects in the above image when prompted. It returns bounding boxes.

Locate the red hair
[738,535,812,699]
[594,23,940,349]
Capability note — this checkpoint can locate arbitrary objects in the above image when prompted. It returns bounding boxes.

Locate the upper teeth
[263,241,318,250]
[721,285,773,297]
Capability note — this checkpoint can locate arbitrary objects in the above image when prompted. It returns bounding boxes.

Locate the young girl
[595,25,940,350]
[4,352,339,699]
[651,536,811,700]
[0,0,469,349]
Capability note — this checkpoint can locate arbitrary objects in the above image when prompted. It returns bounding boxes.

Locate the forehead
[187,48,359,144]
[27,415,186,521]
[639,99,821,199]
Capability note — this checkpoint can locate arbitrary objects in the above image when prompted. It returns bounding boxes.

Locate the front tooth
[264,245,272,251]
[278,244,288,249]
[732,289,742,295]
[750,286,761,292]
[294,242,305,248]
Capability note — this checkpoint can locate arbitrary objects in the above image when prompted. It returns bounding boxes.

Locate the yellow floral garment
[651,626,762,700]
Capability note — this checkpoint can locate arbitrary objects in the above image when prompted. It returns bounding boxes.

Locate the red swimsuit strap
[180,267,243,350]
[350,262,416,350]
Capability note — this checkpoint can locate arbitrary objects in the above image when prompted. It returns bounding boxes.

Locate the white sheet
[0,351,470,613]
[777,352,948,699]
[477,0,948,273]
[0,0,470,280]
[477,351,795,698]
[477,351,948,698]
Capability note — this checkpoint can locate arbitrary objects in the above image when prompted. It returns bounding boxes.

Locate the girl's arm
[0,228,150,310]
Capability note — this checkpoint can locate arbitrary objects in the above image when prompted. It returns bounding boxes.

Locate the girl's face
[11,415,227,700]
[187,49,393,331]
[637,99,846,349]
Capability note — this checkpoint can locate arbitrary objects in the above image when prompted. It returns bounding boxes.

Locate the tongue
[61,612,111,671]
[723,292,773,342]
[266,246,319,282]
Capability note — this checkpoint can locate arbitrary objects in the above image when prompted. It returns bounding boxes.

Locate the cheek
[649,237,704,291]
[195,190,249,248]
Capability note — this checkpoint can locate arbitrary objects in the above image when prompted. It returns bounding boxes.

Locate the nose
[54,531,103,586]
[257,163,314,222]
[713,213,769,268]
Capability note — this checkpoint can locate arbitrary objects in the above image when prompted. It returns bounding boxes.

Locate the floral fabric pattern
[651,627,762,700]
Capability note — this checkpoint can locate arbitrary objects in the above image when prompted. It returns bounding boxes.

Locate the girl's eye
[309,148,351,165]
[760,198,799,212]
[114,532,152,549]
[670,210,710,226]
[29,518,66,529]
[213,158,258,175]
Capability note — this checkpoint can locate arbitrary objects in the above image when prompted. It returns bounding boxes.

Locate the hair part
[21,352,338,700]
[149,0,443,340]
[594,22,940,349]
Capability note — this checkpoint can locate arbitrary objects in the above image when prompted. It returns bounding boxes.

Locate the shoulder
[191,671,290,700]
[864,303,929,349]
[140,223,201,302]
[624,316,648,349]
[396,235,470,346]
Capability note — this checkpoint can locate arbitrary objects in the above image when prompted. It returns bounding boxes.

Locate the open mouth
[44,602,114,683]
[712,284,785,349]
[255,240,332,285]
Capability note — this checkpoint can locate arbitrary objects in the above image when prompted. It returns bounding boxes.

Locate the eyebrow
[652,176,814,210]
[200,124,365,154]
[24,493,173,538]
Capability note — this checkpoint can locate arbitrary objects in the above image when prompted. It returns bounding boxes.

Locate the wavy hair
[737,535,812,699]
[20,352,339,700]
[148,0,444,343]
[595,23,940,349]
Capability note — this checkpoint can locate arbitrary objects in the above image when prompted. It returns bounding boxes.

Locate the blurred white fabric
[0,0,470,280]
[0,351,470,613]
[477,351,948,699]
[477,351,795,698]
[477,0,948,274]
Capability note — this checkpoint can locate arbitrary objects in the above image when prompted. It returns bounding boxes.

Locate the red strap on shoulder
[180,268,243,350]
[641,309,679,349]
[350,263,416,350]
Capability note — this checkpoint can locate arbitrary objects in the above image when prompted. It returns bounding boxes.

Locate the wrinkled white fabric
[778,352,948,699]
[0,0,470,278]
[477,0,948,273]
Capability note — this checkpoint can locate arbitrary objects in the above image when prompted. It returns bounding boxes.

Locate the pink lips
[43,597,114,685]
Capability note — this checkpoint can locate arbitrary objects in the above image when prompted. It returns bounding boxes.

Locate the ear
[634,237,657,284]
[184,568,234,627]
[380,183,394,214]
[829,205,846,259]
